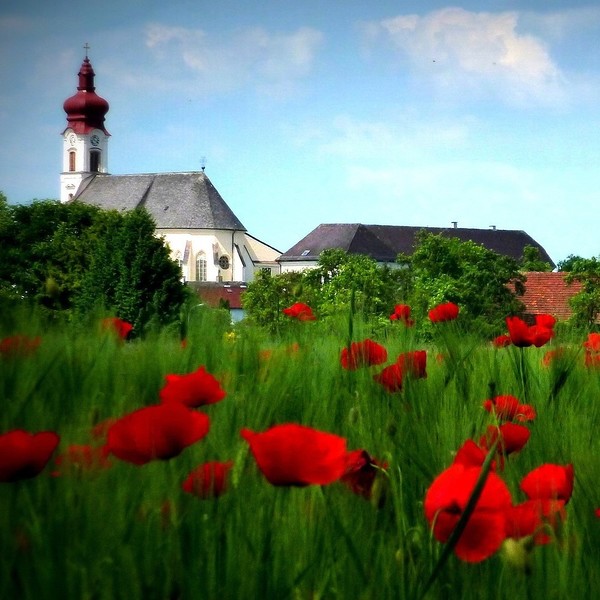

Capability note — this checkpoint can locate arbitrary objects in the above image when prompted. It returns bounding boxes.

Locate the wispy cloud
[364,8,567,108]
[142,23,323,98]
[521,6,600,40]
[290,114,473,165]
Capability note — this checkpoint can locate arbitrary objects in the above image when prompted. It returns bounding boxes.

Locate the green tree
[241,269,305,332]
[557,254,585,272]
[243,250,408,329]
[401,231,525,334]
[76,207,188,333]
[564,256,600,328]
[0,198,102,307]
[302,249,404,319]
[0,197,187,333]
[520,245,553,272]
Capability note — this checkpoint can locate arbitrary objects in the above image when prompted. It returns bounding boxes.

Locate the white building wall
[279,260,403,274]
[279,261,319,273]
[160,230,248,282]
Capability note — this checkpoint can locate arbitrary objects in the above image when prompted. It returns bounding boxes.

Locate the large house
[60,52,280,286]
[278,223,554,272]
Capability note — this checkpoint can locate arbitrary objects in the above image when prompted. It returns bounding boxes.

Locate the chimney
[451,221,458,229]
[489,225,496,231]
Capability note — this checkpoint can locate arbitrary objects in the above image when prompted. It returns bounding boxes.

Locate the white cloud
[142,23,323,98]
[365,8,567,107]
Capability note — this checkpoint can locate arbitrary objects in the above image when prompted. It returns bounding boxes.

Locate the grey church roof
[279,223,555,267]
[73,171,246,231]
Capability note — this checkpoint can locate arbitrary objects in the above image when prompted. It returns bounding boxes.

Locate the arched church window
[90,150,100,172]
[69,151,76,172]
[196,251,207,282]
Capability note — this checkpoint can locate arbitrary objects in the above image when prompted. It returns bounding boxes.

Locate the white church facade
[60,52,280,285]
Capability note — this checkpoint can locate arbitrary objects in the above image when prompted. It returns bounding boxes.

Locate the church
[60,51,281,286]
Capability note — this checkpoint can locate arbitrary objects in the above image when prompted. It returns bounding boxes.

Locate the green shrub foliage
[0,195,187,333]
[244,233,525,336]
[401,231,526,334]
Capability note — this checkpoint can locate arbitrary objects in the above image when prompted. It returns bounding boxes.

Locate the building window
[90,150,100,172]
[69,151,76,172]
[196,251,207,282]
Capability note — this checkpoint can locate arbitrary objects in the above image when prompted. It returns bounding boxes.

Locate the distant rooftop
[279,223,554,267]
[515,272,582,320]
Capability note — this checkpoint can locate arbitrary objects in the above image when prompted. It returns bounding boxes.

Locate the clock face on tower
[90,134,100,146]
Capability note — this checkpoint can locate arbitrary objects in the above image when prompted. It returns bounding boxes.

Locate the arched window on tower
[196,251,207,282]
[69,151,76,172]
[90,150,100,172]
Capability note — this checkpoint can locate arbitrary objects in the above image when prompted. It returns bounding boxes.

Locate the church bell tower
[60,46,110,203]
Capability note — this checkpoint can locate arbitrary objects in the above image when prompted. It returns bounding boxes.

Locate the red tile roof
[516,272,582,321]
[189,282,246,310]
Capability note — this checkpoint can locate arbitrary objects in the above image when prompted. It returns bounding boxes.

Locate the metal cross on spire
[83,42,90,58]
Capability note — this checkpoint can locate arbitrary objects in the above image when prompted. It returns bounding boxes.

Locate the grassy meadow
[1,304,600,600]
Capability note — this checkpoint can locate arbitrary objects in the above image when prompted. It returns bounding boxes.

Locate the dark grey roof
[72,171,246,231]
[279,223,555,267]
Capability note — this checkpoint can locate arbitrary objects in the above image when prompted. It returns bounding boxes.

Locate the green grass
[1,307,600,599]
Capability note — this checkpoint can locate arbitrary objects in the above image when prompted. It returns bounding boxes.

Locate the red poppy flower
[397,350,427,379]
[584,333,600,368]
[340,339,388,370]
[373,362,404,392]
[428,302,460,323]
[424,463,512,562]
[453,439,493,470]
[479,423,530,457]
[492,334,511,348]
[520,463,574,504]
[282,302,316,321]
[594,508,600,518]
[101,317,133,340]
[505,499,567,545]
[241,423,347,486]
[535,314,557,330]
[0,429,60,482]
[542,348,566,367]
[584,333,600,352]
[182,460,234,498]
[505,316,554,348]
[373,350,427,392]
[160,365,226,407]
[106,403,210,465]
[390,304,414,326]
[52,444,112,476]
[0,335,42,358]
[482,395,536,423]
[341,449,387,499]
[585,352,600,369]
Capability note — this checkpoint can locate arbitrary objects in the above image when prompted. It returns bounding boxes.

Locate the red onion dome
[63,57,110,135]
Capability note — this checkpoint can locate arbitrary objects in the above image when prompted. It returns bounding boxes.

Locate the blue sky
[1,0,599,264]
